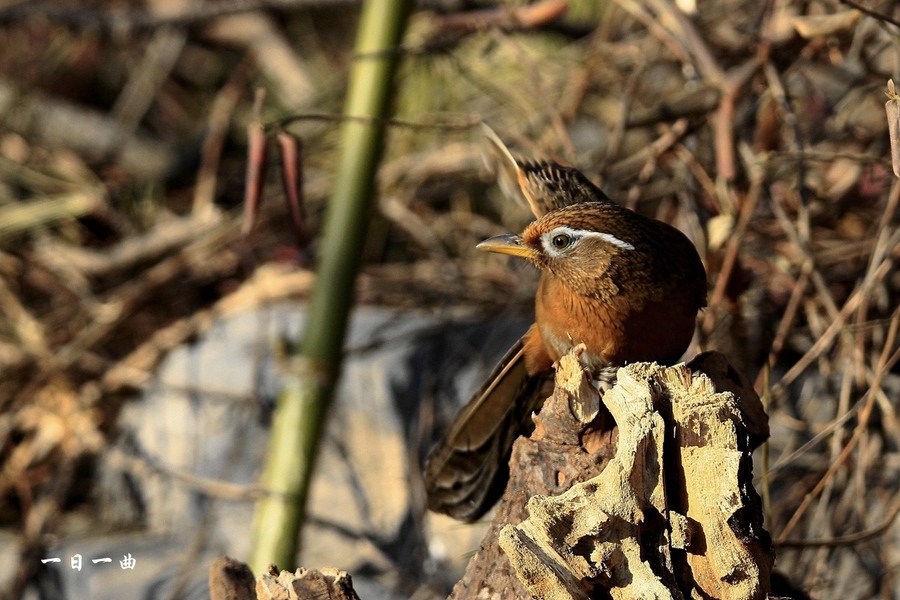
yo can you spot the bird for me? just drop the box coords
[423,129,708,522]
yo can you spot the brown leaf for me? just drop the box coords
[242,122,269,236]
[276,131,305,245]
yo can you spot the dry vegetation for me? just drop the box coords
[0,0,899,598]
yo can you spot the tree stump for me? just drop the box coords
[209,558,362,600]
[449,350,774,600]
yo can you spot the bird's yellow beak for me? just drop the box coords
[476,234,535,259]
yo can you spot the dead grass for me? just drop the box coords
[0,0,898,597]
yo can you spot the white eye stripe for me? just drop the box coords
[581,230,635,250]
[542,226,634,251]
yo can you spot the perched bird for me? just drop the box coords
[423,130,708,522]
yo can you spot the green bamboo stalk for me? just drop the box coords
[250,0,412,573]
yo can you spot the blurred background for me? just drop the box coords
[0,0,899,598]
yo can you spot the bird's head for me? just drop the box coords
[477,203,638,297]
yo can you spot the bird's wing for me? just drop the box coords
[424,331,552,522]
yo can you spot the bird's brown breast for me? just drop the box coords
[533,272,699,372]
[523,204,706,375]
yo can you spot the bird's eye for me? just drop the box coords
[551,233,571,249]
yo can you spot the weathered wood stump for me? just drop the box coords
[209,351,777,600]
[450,350,774,600]
[209,557,361,600]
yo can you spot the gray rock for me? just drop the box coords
[35,304,529,599]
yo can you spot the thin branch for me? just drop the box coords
[839,0,900,29]
[778,496,900,548]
